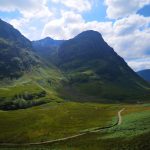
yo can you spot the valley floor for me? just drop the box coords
[0,102,149,150]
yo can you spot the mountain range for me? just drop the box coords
[0,19,150,110]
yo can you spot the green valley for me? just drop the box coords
[0,103,149,150]
[0,19,150,150]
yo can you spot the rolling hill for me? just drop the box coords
[137,69,150,82]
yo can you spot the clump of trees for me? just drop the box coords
[0,90,48,110]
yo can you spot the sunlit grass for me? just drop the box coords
[0,102,120,143]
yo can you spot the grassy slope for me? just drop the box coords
[57,67,150,103]
[0,103,149,150]
[0,65,64,109]
[47,104,150,150]
[0,102,120,143]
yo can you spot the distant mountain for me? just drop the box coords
[0,19,40,79]
[137,69,150,82]
[57,30,150,102]
[32,37,64,47]
[32,37,64,64]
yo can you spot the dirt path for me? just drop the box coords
[0,108,125,146]
[118,108,125,125]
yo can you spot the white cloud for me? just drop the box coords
[105,0,150,19]
[42,10,113,40]
[113,14,150,35]
[128,58,150,71]
[9,18,42,40]
[0,0,54,40]
[107,14,150,60]
[51,0,92,12]
[42,11,85,39]
[0,0,52,19]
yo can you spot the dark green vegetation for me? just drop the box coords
[0,66,64,110]
[137,69,150,82]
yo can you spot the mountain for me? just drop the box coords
[32,37,64,64]
[0,19,63,110]
[57,30,150,102]
[32,37,64,47]
[0,19,40,79]
[137,69,150,82]
[0,19,31,48]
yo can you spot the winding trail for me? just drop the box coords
[0,108,125,146]
[118,108,125,125]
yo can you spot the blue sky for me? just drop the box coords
[138,4,150,17]
[0,0,150,71]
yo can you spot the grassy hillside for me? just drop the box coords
[0,65,64,110]
[0,102,120,143]
[48,104,149,150]
[0,103,149,150]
